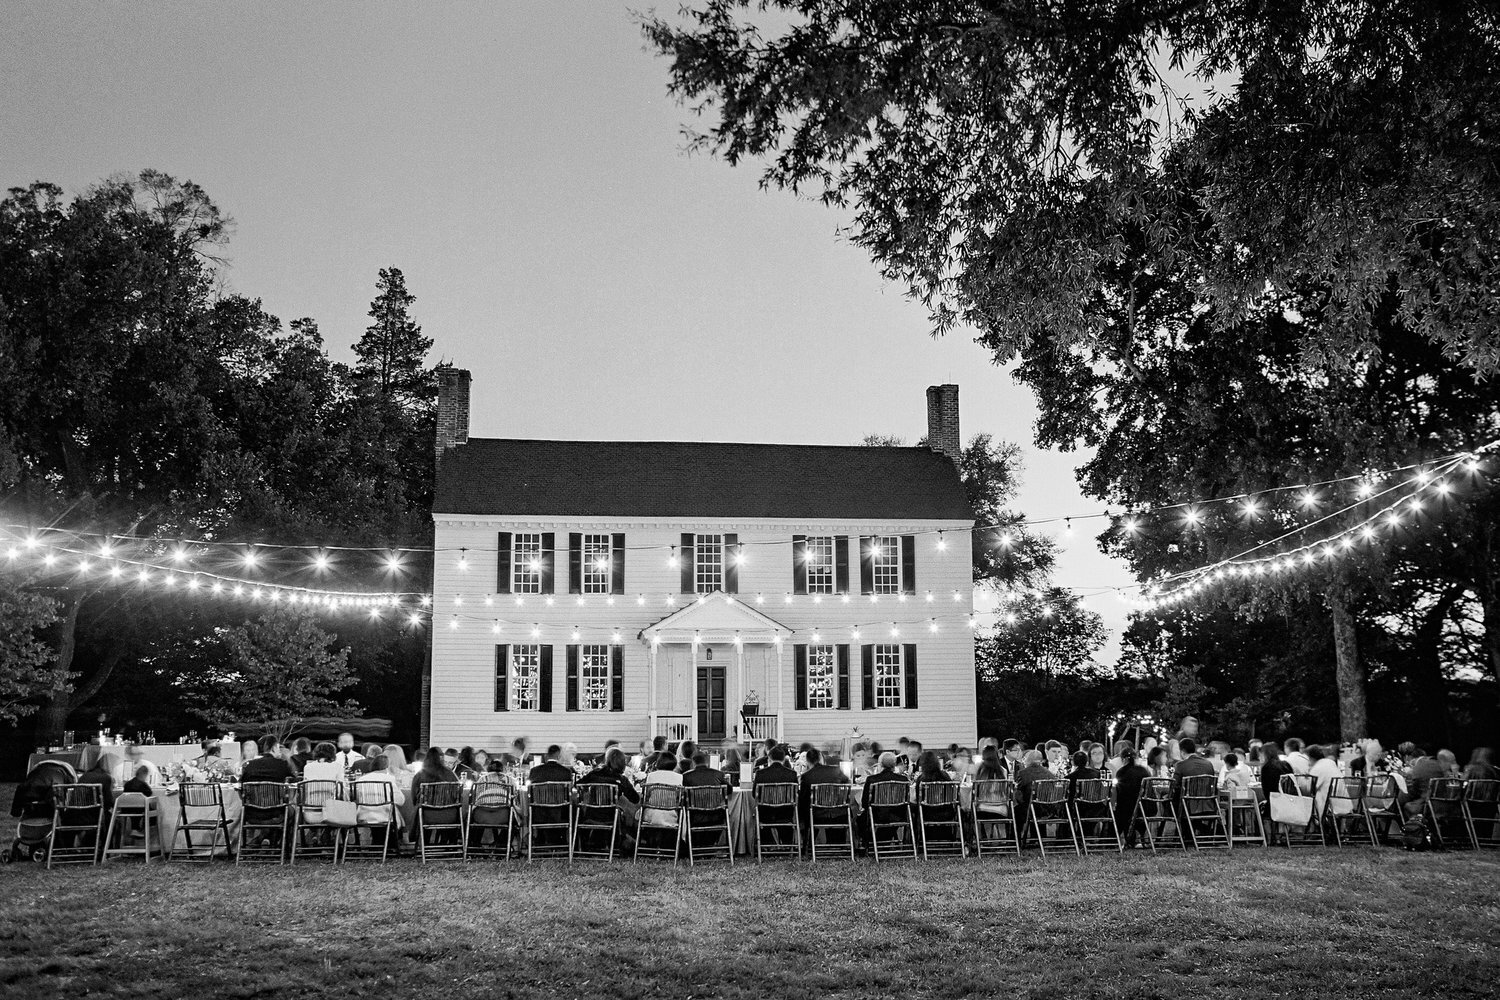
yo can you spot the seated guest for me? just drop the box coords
[947,747,973,780]
[1113,748,1151,848]
[442,748,460,772]
[455,746,479,778]
[683,752,727,789]
[112,745,162,788]
[752,738,777,771]
[1258,742,1293,805]
[1045,741,1068,777]
[1464,747,1498,781]
[382,745,417,833]
[288,738,313,777]
[300,742,346,788]
[352,754,406,849]
[1282,738,1311,775]
[577,747,640,851]
[750,745,798,846]
[640,752,685,846]
[352,744,385,775]
[797,746,850,840]
[1306,744,1342,815]
[1219,753,1255,794]
[409,747,461,845]
[80,752,118,805]
[238,740,259,773]
[192,738,222,769]
[675,740,698,774]
[1104,741,1132,777]
[241,734,295,784]
[1064,751,1100,800]
[471,749,491,775]
[334,733,364,771]
[903,740,923,774]
[1087,743,1108,774]
[1170,738,1217,797]
[1001,739,1025,779]
[528,745,574,848]
[1014,750,1053,794]
[122,765,155,798]
[1146,746,1171,779]
[529,744,574,786]
[1349,739,1389,777]
[721,745,745,785]
[913,750,958,842]
[559,742,579,768]
[974,746,1006,783]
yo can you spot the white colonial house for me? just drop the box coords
[424,371,977,752]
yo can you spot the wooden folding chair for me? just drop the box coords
[1070,779,1122,854]
[1325,776,1374,847]
[1134,778,1185,852]
[1425,778,1468,849]
[1026,778,1078,856]
[572,783,622,862]
[1361,774,1402,846]
[468,777,517,860]
[102,791,164,865]
[808,784,855,861]
[291,780,343,864]
[1273,773,1325,848]
[865,779,916,861]
[175,782,232,863]
[236,782,291,864]
[683,784,734,865]
[341,780,397,864]
[47,784,105,868]
[634,783,682,864]
[916,781,965,859]
[417,781,467,862]
[526,781,573,861]
[751,782,800,861]
[971,779,1021,858]
[1178,774,1229,850]
[1462,778,1500,850]
[1222,786,1267,848]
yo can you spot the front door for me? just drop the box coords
[696,663,726,741]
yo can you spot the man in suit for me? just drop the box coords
[241,735,295,784]
[681,752,729,851]
[750,745,798,848]
[1001,739,1025,779]
[861,751,912,852]
[798,747,851,851]
[528,745,575,848]
[1172,738,1219,821]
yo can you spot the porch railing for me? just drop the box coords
[740,714,780,744]
[653,715,693,741]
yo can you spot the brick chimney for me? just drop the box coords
[926,384,961,462]
[435,366,471,459]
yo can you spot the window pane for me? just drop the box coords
[694,534,723,593]
[513,533,542,594]
[581,644,611,711]
[872,535,901,594]
[582,534,612,594]
[807,644,837,709]
[511,644,541,710]
[874,644,903,708]
[806,535,835,594]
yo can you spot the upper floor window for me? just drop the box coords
[581,533,611,594]
[513,533,543,594]
[871,535,901,595]
[694,533,723,593]
[805,535,835,594]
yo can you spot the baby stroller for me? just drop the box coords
[5,760,80,863]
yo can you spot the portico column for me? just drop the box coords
[648,638,658,740]
[735,637,745,744]
[690,638,700,743]
[775,637,785,743]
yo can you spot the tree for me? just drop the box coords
[644,1,1500,371]
[178,610,358,742]
[353,268,434,407]
[0,581,65,724]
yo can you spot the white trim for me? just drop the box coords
[436,515,974,532]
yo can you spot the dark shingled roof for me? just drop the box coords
[434,439,974,521]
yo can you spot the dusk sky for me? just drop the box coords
[1,3,1136,650]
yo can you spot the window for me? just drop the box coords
[872,535,901,595]
[581,534,611,594]
[511,644,542,711]
[807,644,837,709]
[805,535,835,594]
[513,533,543,594]
[694,533,723,593]
[580,644,611,711]
[874,644,904,708]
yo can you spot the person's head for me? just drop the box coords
[878,751,898,771]
[604,739,620,753]
[1003,739,1022,761]
[1179,738,1198,756]
[383,744,408,773]
[1306,744,1325,762]
[314,741,337,763]
[134,764,151,782]
[337,732,355,752]
[1363,738,1385,759]
[1141,735,1158,753]
[487,759,505,773]
[1179,715,1200,738]
[363,743,382,758]
[898,737,910,750]
[652,735,667,752]
[1436,749,1458,770]
[1147,747,1167,769]
[125,744,146,762]
[769,745,788,763]
[240,739,258,759]
[560,742,577,766]
[1088,743,1106,768]
[1021,750,1044,768]
[257,734,280,757]
[544,744,561,761]
[980,746,1002,772]
[655,751,678,772]
[1072,751,1089,770]
[423,746,446,771]
[1112,740,1131,758]
[372,754,390,772]
[806,747,823,766]
[443,747,459,767]
[201,739,221,758]
[677,740,697,762]
[1468,747,1494,767]
[917,750,943,777]
[1261,741,1283,762]
[473,749,490,768]
[1284,737,1304,754]
[1119,747,1138,766]
[604,747,628,773]
[94,752,119,775]
[1045,740,1064,761]
[292,738,311,755]
[513,737,529,754]
[1225,753,1239,769]
[1208,740,1229,759]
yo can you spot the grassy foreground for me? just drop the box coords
[3,787,1499,999]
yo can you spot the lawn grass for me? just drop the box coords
[3,782,1499,1000]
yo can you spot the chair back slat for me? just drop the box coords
[1464,778,1500,804]
[1363,774,1399,810]
[1430,777,1466,802]
[576,782,619,808]
[1180,774,1218,800]
[1030,778,1069,804]
[351,780,394,806]
[297,780,343,808]
[1329,776,1366,801]
[472,778,515,809]
[1140,777,1174,802]
[684,785,728,810]
[866,780,911,807]
[418,781,464,808]
[1074,778,1111,805]
[528,781,573,807]
[918,781,960,806]
[973,779,1014,806]
[240,781,292,808]
[640,783,681,810]
[52,783,104,809]
[811,783,852,808]
[752,782,797,807]
[180,782,227,808]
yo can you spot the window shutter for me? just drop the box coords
[901,535,916,594]
[565,644,580,712]
[903,643,918,710]
[860,645,875,710]
[538,646,554,713]
[792,535,808,595]
[859,536,875,595]
[611,533,625,594]
[794,644,808,711]
[724,532,739,594]
[567,532,582,595]
[495,532,512,595]
[836,644,850,711]
[610,644,624,711]
[540,533,555,594]
[494,645,509,712]
[835,536,850,594]
[680,532,695,593]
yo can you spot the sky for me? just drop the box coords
[0,2,1137,652]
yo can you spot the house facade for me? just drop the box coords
[425,371,977,752]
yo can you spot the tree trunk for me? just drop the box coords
[32,592,84,745]
[1408,589,1461,750]
[1326,589,1368,741]
[1483,589,1500,722]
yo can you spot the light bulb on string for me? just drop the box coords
[42,552,56,567]
[936,532,947,551]
[1064,518,1074,536]
[171,547,187,564]
[386,553,402,572]
[243,549,258,569]
[457,548,469,572]
[1300,491,1318,508]
[1357,481,1374,498]
[668,546,678,568]
[313,552,330,572]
